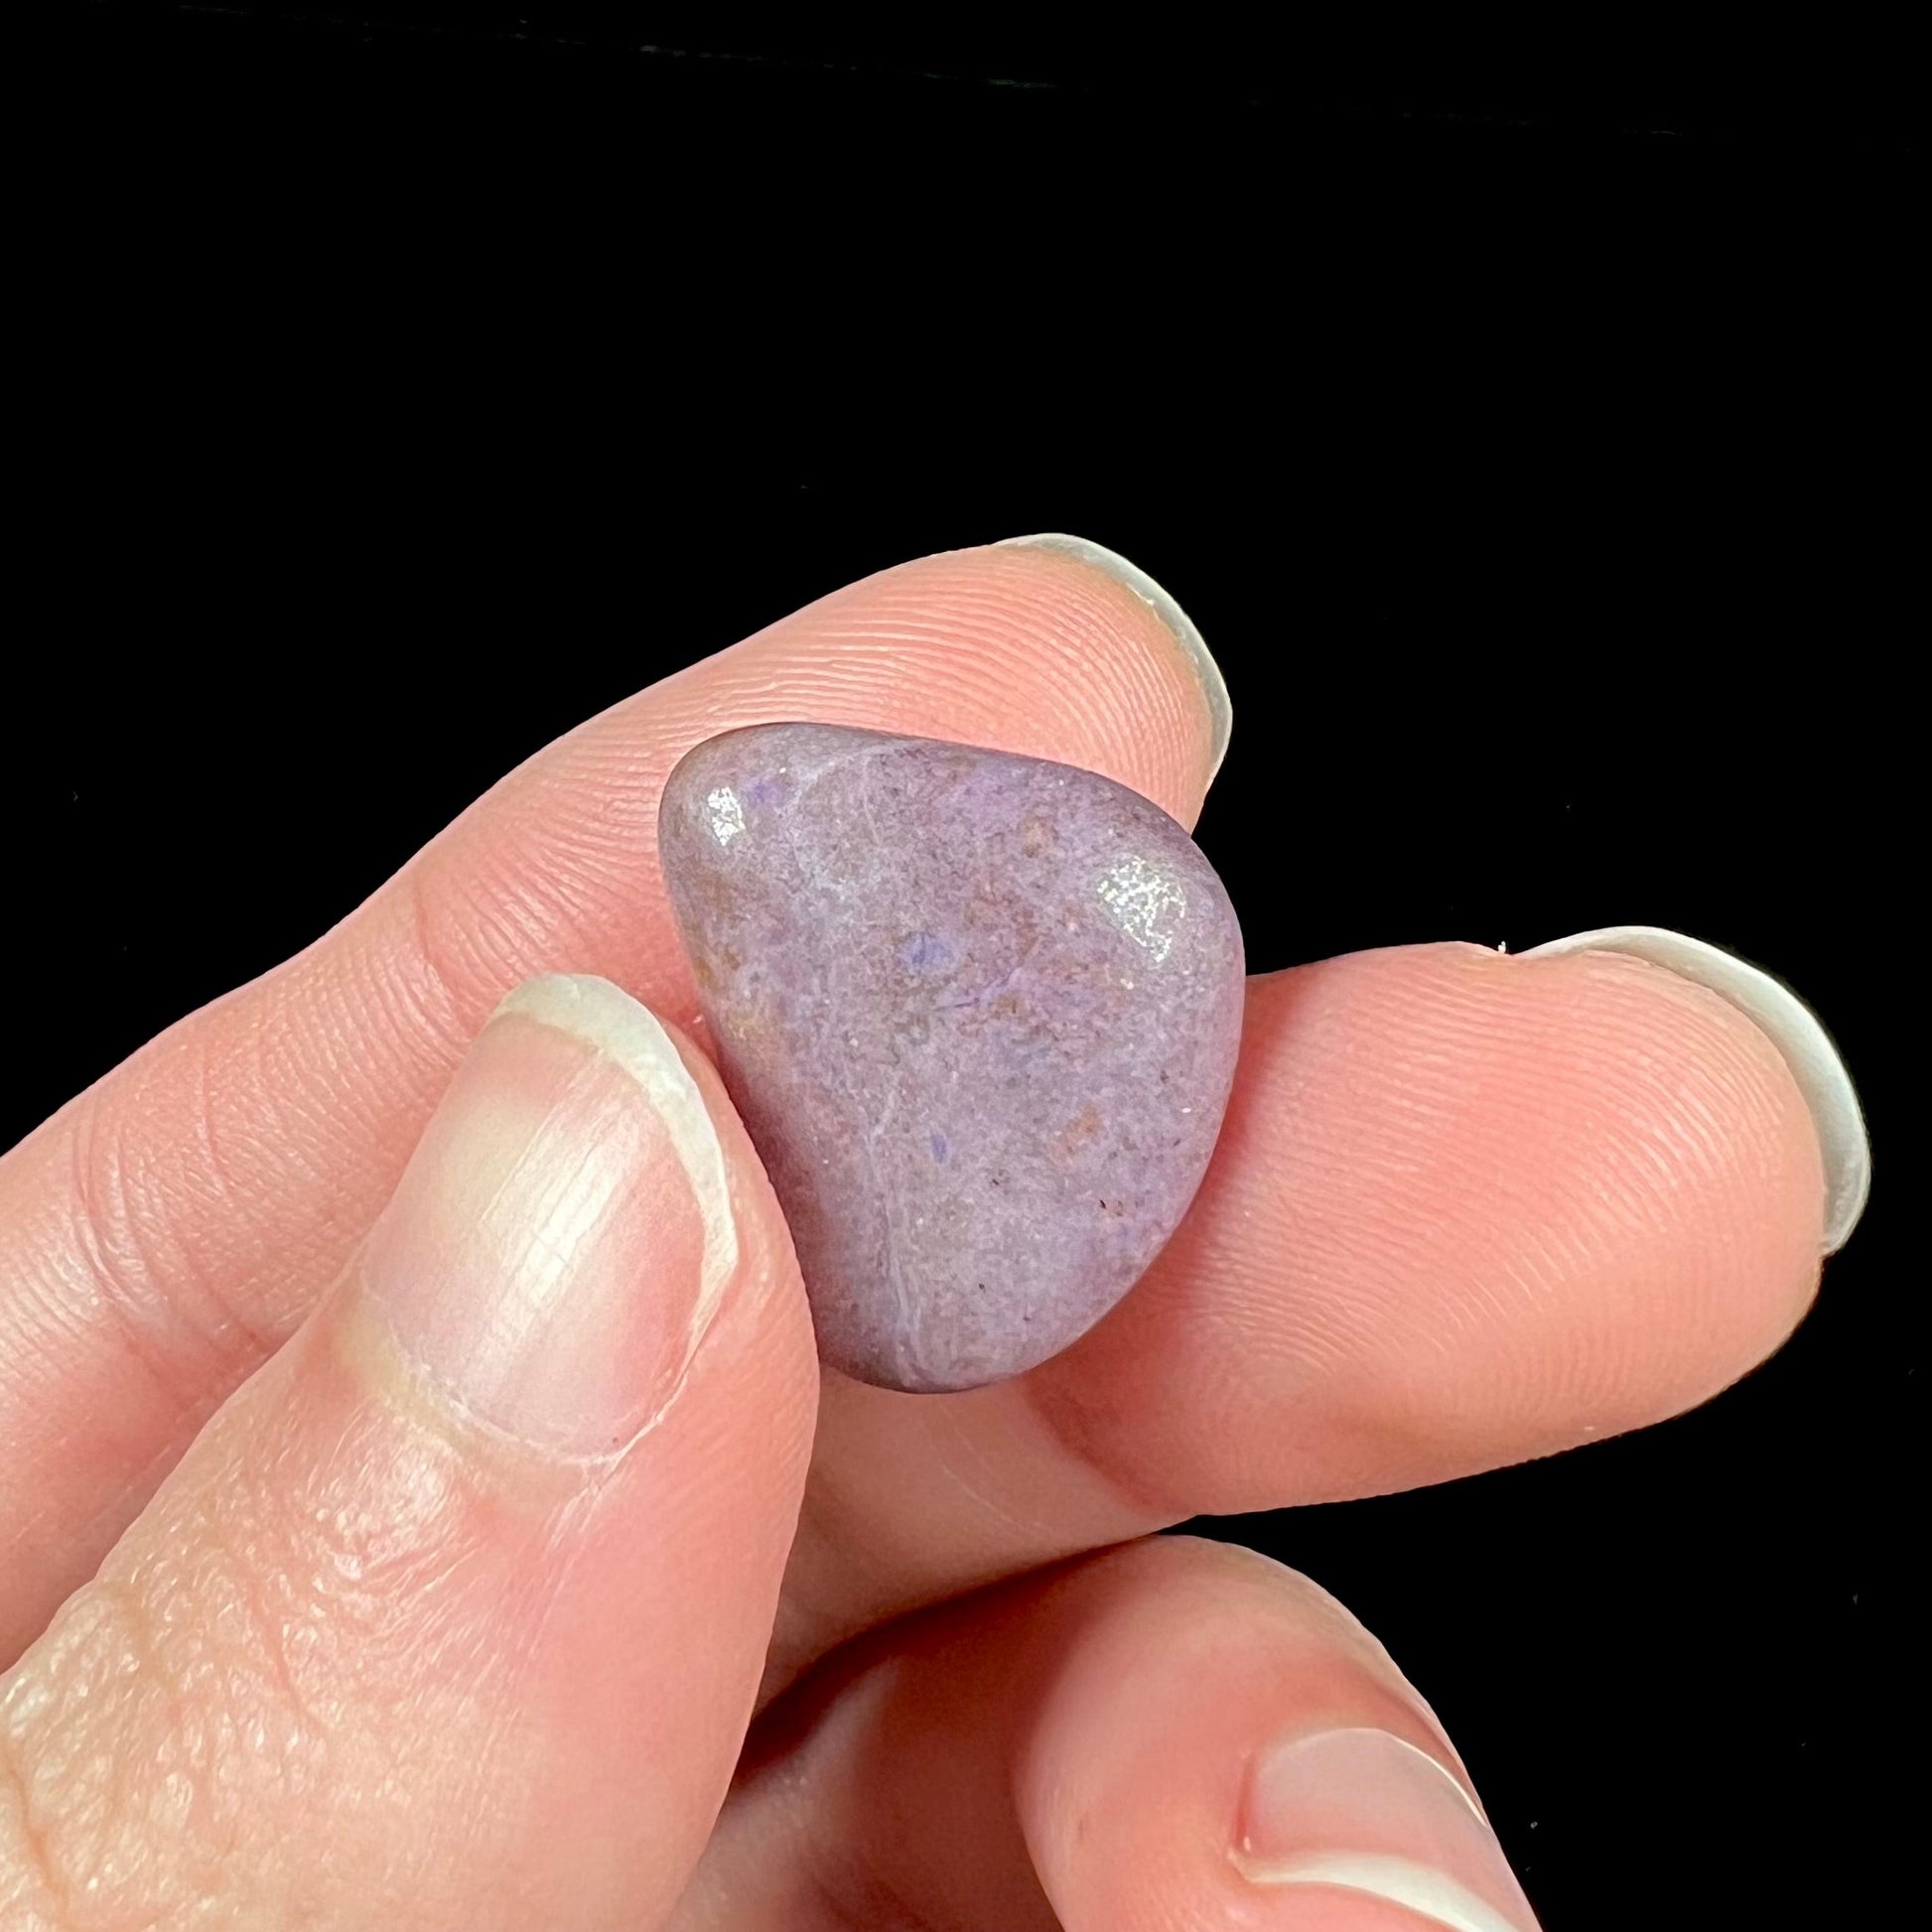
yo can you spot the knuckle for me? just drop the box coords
[60,1070,278,1410]
[0,1723,66,1931]
[0,1493,344,1931]
[398,856,516,1040]
[2,1579,224,1930]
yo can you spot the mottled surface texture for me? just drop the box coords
[659,724,1245,1392]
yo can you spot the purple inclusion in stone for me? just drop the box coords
[657,724,1245,1393]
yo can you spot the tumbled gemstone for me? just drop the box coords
[658,724,1245,1392]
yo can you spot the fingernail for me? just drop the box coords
[997,533,1231,778]
[1520,926,1869,1252]
[358,974,739,1455]
[1235,1727,1541,1932]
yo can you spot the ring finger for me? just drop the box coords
[684,1534,1541,1932]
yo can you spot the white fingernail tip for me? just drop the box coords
[494,975,740,1336]
[1521,926,1869,1252]
[998,533,1231,779]
[1242,1853,1534,1932]
[1237,1728,1540,1930]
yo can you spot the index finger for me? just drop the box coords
[0,535,1225,1664]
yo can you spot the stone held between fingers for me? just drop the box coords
[658,723,1246,1393]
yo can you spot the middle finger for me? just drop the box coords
[772,933,1831,1694]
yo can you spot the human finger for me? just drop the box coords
[771,934,1852,1688]
[1,976,816,1932]
[0,535,1220,1663]
[683,1535,1541,1932]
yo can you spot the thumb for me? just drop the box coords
[1,977,817,1932]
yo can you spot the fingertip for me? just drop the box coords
[1517,926,1867,1252]
[1498,940,1831,1340]
[1010,1543,1539,1932]
[1236,1730,1540,1931]
[995,533,1231,782]
[351,974,776,1457]
[790,538,1223,825]
[1450,938,1830,1431]
[1041,936,1835,1516]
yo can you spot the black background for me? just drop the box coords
[14,8,1919,1927]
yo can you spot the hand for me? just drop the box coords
[0,540,1857,1930]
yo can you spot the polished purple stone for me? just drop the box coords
[658,724,1245,1392]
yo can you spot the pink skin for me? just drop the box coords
[690,1538,1539,1932]
[0,543,1832,1926]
